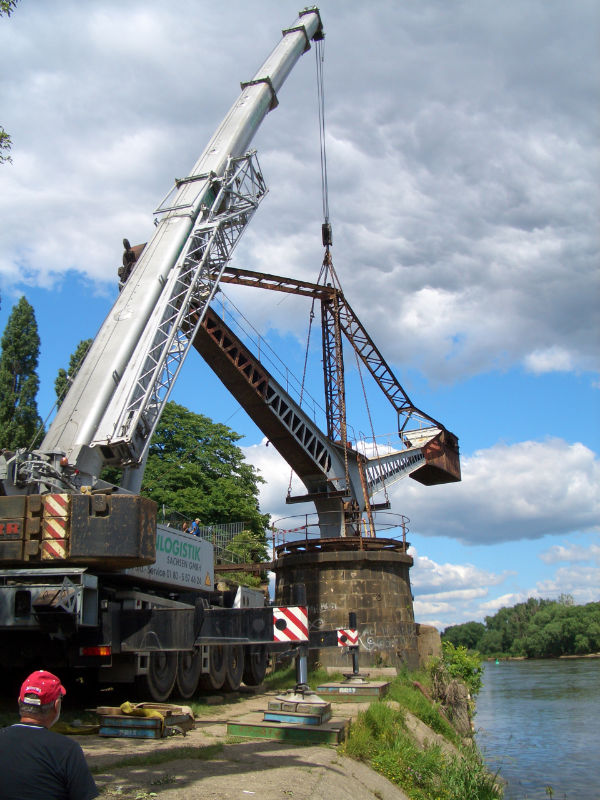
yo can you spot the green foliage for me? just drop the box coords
[0,297,44,449]
[441,641,483,696]
[0,1,18,16]
[0,127,12,165]
[343,701,501,800]
[443,621,485,651]
[225,530,269,563]
[442,598,600,659]
[1,1,18,165]
[141,401,269,538]
[517,601,600,658]
[54,338,92,408]
[217,571,263,588]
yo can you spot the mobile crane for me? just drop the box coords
[0,5,460,699]
[0,7,326,702]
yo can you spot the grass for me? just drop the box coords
[342,701,502,800]
[387,675,461,747]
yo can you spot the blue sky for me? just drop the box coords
[1,0,598,630]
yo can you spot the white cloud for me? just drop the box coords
[535,566,599,605]
[1,0,598,383]
[410,551,509,595]
[241,439,313,526]
[242,438,599,628]
[539,541,600,565]
[392,438,600,544]
[524,347,576,375]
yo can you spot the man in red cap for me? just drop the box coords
[0,670,98,799]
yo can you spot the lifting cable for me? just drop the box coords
[315,36,352,521]
[287,35,334,500]
[316,37,330,236]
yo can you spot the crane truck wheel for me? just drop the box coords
[222,645,244,692]
[175,649,203,700]
[242,644,268,686]
[198,644,226,691]
[137,652,177,702]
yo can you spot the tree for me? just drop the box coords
[0,297,44,449]
[141,401,269,539]
[226,530,270,564]
[442,621,485,651]
[0,1,18,15]
[0,1,19,165]
[54,339,92,408]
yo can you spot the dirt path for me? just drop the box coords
[79,689,410,800]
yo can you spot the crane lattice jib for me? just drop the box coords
[91,153,267,466]
[37,8,323,489]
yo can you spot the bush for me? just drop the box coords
[440,641,483,696]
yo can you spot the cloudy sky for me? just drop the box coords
[1,0,598,630]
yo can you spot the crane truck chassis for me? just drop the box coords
[0,490,316,700]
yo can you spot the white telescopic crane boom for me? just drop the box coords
[38,8,323,491]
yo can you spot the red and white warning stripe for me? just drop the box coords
[43,516,68,541]
[42,494,70,555]
[273,606,308,642]
[275,524,308,534]
[41,539,68,559]
[42,494,70,517]
[337,628,358,647]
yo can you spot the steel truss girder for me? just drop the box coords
[365,448,427,496]
[195,310,337,480]
[218,268,443,436]
[92,153,267,464]
[193,309,433,536]
[321,292,347,443]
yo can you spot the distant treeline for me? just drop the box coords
[441,595,600,658]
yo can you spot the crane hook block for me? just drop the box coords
[322,222,332,247]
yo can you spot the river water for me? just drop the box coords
[474,658,599,799]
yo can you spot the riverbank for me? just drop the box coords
[69,669,496,800]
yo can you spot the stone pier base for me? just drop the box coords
[274,539,420,670]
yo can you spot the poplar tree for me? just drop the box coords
[55,338,92,408]
[0,296,44,449]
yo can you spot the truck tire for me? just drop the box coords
[242,644,268,686]
[198,644,226,692]
[138,652,177,702]
[222,645,244,692]
[176,649,202,699]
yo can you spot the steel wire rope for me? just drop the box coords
[316,37,329,226]
[284,35,333,499]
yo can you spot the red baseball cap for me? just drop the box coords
[19,670,66,706]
